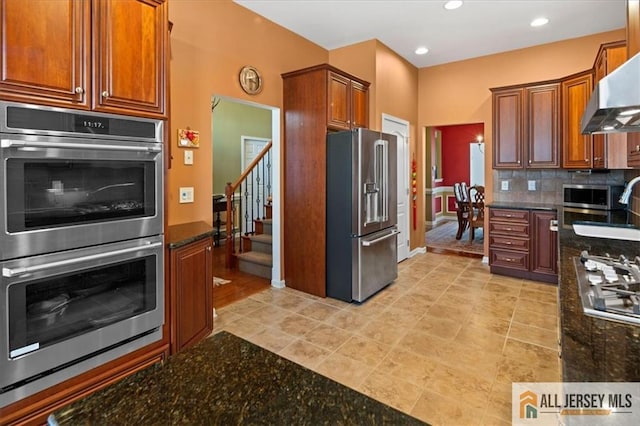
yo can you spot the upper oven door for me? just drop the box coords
[0,133,163,260]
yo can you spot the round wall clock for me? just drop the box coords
[239,65,263,95]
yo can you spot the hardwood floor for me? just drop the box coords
[212,244,270,309]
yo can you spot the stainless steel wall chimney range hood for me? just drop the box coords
[581,51,640,134]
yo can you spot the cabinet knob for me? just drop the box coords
[517,160,521,164]
[585,158,589,162]
[635,145,640,152]
[74,87,84,94]
[206,246,212,252]
[102,91,110,98]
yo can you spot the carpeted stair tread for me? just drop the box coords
[236,251,272,266]
[249,234,272,244]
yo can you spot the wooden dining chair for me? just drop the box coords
[467,185,485,242]
[453,183,470,239]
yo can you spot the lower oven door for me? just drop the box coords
[0,133,163,260]
[0,236,163,396]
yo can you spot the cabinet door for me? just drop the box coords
[628,0,640,57]
[493,88,524,168]
[0,0,90,108]
[171,237,213,353]
[351,81,369,129]
[629,134,640,168]
[93,0,167,117]
[562,72,593,168]
[531,211,558,279]
[327,72,351,130]
[527,84,560,168]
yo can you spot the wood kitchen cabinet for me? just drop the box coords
[561,70,594,169]
[327,71,369,130]
[282,64,369,298]
[628,0,640,168]
[491,82,560,169]
[592,41,628,169]
[489,207,558,284]
[168,225,214,354]
[0,0,167,118]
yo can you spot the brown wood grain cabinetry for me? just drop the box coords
[327,71,369,130]
[628,0,640,168]
[561,70,594,169]
[491,82,560,169]
[592,41,628,169]
[169,237,213,354]
[489,207,557,284]
[282,64,369,298]
[0,0,167,118]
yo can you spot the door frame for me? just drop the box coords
[381,113,410,262]
[212,96,283,288]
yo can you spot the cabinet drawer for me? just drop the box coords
[489,221,530,237]
[489,235,529,251]
[490,249,529,271]
[489,208,529,223]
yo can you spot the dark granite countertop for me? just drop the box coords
[50,331,426,425]
[486,201,559,211]
[558,225,640,382]
[167,221,214,249]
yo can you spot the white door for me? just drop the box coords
[382,114,410,262]
[241,136,271,232]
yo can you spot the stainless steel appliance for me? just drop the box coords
[582,51,640,134]
[574,251,640,325]
[326,128,398,302]
[563,184,624,210]
[0,102,164,408]
[561,184,628,229]
[0,101,163,260]
[0,236,163,407]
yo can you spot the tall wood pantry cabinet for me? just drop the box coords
[628,0,640,167]
[562,70,594,169]
[0,0,167,118]
[491,82,560,169]
[282,64,369,298]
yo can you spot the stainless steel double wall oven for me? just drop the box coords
[0,102,164,407]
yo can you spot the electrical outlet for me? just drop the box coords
[528,180,537,191]
[179,187,194,203]
[184,150,193,165]
[501,180,509,191]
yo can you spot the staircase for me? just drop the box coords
[224,142,273,280]
[236,206,272,279]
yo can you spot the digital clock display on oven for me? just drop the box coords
[74,115,110,134]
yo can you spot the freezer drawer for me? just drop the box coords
[352,227,398,302]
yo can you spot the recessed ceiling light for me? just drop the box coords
[415,47,429,55]
[531,17,549,27]
[444,1,463,10]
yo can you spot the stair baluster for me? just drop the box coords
[224,141,273,269]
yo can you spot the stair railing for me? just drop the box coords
[224,141,272,268]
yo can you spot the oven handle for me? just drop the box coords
[2,242,163,277]
[1,140,162,152]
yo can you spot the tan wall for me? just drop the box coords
[168,0,327,226]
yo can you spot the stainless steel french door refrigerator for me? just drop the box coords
[326,128,398,302]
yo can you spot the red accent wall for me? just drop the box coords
[447,195,457,212]
[434,195,442,214]
[436,123,484,186]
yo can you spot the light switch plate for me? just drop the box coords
[184,150,193,165]
[528,180,536,191]
[179,187,194,203]
[501,180,509,191]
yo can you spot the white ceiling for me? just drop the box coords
[234,0,627,68]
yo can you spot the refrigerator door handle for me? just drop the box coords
[361,229,400,246]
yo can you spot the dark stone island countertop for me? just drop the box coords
[167,221,214,249]
[558,225,640,382]
[50,331,426,425]
[486,201,559,211]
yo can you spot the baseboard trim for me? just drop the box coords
[271,279,285,289]
[409,247,427,258]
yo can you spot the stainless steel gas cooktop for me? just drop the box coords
[574,251,640,325]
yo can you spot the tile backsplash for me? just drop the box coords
[492,169,627,205]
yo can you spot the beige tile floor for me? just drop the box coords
[213,251,561,425]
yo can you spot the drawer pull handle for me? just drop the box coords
[506,241,512,245]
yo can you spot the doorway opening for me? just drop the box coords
[211,96,283,307]
[424,122,485,257]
